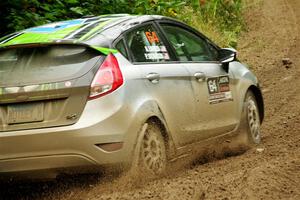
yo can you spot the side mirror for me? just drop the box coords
[218,48,237,73]
[219,48,237,63]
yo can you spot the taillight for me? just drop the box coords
[89,53,123,99]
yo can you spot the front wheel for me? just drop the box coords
[244,91,261,144]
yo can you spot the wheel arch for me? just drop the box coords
[146,116,170,149]
[128,100,176,162]
[248,85,264,123]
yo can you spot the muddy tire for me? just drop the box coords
[243,91,261,145]
[137,122,167,176]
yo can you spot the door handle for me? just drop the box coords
[194,72,206,82]
[146,73,160,84]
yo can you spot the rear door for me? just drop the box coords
[0,45,103,131]
[159,23,239,140]
[122,23,197,146]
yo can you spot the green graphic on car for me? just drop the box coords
[0,17,118,55]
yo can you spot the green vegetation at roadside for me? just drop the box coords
[0,0,244,47]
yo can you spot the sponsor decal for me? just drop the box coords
[26,19,85,33]
[145,31,160,44]
[144,52,170,60]
[144,45,170,60]
[207,75,233,104]
[144,45,167,52]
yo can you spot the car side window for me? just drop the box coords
[206,41,219,61]
[115,39,129,59]
[161,24,218,62]
[125,24,172,63]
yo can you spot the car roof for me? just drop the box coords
[0,14,172,54]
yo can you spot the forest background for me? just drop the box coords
[0,0,244,47]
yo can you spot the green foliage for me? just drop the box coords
[176,0,244,47]
[0,0,244,47]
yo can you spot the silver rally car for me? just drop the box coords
[0,14,264,176]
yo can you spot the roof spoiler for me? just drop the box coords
[0,42,118,55]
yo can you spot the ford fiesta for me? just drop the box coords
[0,14,264,177]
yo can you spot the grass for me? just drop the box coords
[175,0,245,48]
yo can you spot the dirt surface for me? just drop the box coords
[1,0,300,199]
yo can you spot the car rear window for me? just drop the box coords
[0,45,100,86]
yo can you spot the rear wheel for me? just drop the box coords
[244,91,261,144]
[138,122,167,175]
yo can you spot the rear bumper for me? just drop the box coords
[0,90,140,174]
[0,155,97,173]
[0,129,127,173]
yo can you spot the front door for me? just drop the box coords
[159,23,239,141]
